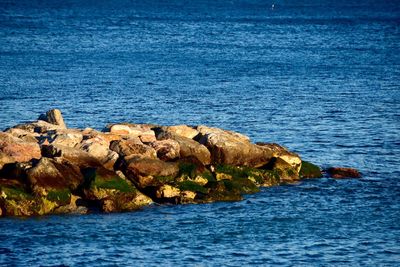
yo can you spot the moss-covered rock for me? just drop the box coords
[299,161,323,178]
[82,167,152,212]
[214,164,280,188]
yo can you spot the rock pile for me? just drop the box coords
[0,109,359,217]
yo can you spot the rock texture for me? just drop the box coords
[0,109,360,217]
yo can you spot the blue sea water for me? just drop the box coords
[0,0,399,265]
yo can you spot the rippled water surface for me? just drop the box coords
[1,0,399,266]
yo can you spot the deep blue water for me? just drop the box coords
[1,0,400,265]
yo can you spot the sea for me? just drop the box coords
[0,0,399,266]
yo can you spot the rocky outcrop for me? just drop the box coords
[0,109,360,217]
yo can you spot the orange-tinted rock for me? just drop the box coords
[162,125,199,139]
[196,126,272,168]
[149,139,180,161]
[110,139,157,159]
[0,132,41,164]
[125,156,179,178]
[41,144,100,169]
[156,131,211,165]
[26,157,83,192]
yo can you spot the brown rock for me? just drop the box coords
[26,157,83,192]
[11,120,65,134]
[5,128,40,143]
[41,144,100,168]
[125,156,179,179]
[156,185,181,198]
[0,132,41,164]
[327,167,361,179]
[149,139,180,161]
[163,125,199,139]
[196,126,272,167]
[110,139,157,159]
[49,132,83,147]
[156,131,211,165]
[106,123,156,142]
[79,140,119,170]
[256,143,302,172]
[0,153,15,170]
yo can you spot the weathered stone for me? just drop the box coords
[5,128,40,143]
[0,153,15,170]
[256,143,302,172]
[49,132,83,147]
[0,132,41,164]
[125,156,179,182]
[299,161,323,178]
[11,120,65,134]
[41,144,101,168]
[26,157,83,193]
[110,139,157,159]
[269,158,299,183]
[38,109,66,128]
[82,168,152,212]
[327,167,361,179]
[79,139,119,170]
[162,125,199,139]
[53,194,88,215]
[156,131,211,165]
[197,126,272,167]
[156,185,181,199]
[149,139,180,161]
[106,123,156,142]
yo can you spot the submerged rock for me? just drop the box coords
[327,167,361,179]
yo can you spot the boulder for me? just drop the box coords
[156,131,211,165]
[156,185,181,199]
[149,139,180,161]
[161,125,199,139]
[196,126,272,167]
[11,120,65,133]
[26,157,83,193]
[0,178,36,216]
[0,153,15,170]
[110,139,157,159]
[105,123,157,142]
[256,143,302,172]
[5,128,39,143]
[38,109,66,128]
[327,167,361,179]
[124,156,180,185]
[79,140,119,170]
[82,168,152,212]
[41,144,101,169]
[299,161,323,178]
[0,132,41,164]
[48,132,83,147]
[268,158,299,183]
